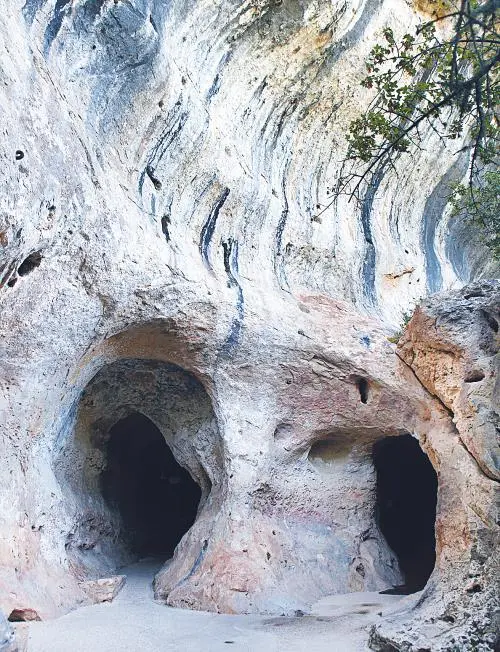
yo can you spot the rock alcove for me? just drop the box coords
[373,434,438,593]
[55,358,222,580]
[306,429,438,594]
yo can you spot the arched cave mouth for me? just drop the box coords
[373,434,438,593]
[101,412,202,558]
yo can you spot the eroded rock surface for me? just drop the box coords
[399,281,500,480]
[0,611,16,652]
[79,576,126,604]
[370,281,499,651]
[0,0,498,650]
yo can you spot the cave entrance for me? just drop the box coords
[373,434,438,593]
[101,412,201,558]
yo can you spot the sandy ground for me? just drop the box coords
[25,560,405,652]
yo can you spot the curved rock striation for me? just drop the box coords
[3,0,497,322]
[0,0,498,649]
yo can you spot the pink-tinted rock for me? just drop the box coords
[79,576,126,604]
[7,609,40,623]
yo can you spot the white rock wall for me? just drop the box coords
[0,0,497,638]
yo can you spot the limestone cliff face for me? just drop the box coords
[0,0,498,650]
[2,0,496,324]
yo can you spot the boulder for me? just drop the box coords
[79,576,126,604]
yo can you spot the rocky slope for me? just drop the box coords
[0,1,498,650]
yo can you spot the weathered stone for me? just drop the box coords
[398,281,500,480]
[0,0,498,649]
[0,610,16,652]
[6,609,40,623]
[369,281,500,650]
[79,576,126,604]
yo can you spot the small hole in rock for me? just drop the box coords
[7,277,17,287]
[8,608,41,622]
[161,214,170,241]
[465,370,485,383]
[481,310,498,333]
[441,614,455,623]
[356,377,369,403]
[18,252,42,276]
[464,289,484,299]
[356,563,365,577]
[15,150,24,161]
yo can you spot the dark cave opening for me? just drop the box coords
[101,412,201,558]
[373,434,438,593]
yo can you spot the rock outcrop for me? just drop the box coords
[399,282,499,481]
[0,0,498,649]
[371,282,499,650]
[79,576,126,604]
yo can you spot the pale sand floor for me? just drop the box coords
[26,560,405,652]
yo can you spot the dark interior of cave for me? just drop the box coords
[373,434,438,593]
[101,412,201,558]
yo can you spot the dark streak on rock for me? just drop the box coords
[207,50,232,101]
[161,214,171,241]
[199,187,230,268]
[273,99,298,149]
[0,260,18,291]
[360,166,384,305]
[43,0,71,55]
[159,197,173,241]
[153,111,189,167]
[149,12,159,34]
[222,238,238,287]
[260,98,298,153]
[139,107,188,196]
[176,539,209,587]
[274,172,290,290]
[423,155,468,293]
[207,74,221,100]
[146,166,162,191]
[221,238,244,353]
[324,0,383,67]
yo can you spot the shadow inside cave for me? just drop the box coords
[373,434,438,593]
[101,412,201,558]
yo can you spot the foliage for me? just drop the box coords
[387,310,413,343]
[338,0,500,258]
[450,170,500,256]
